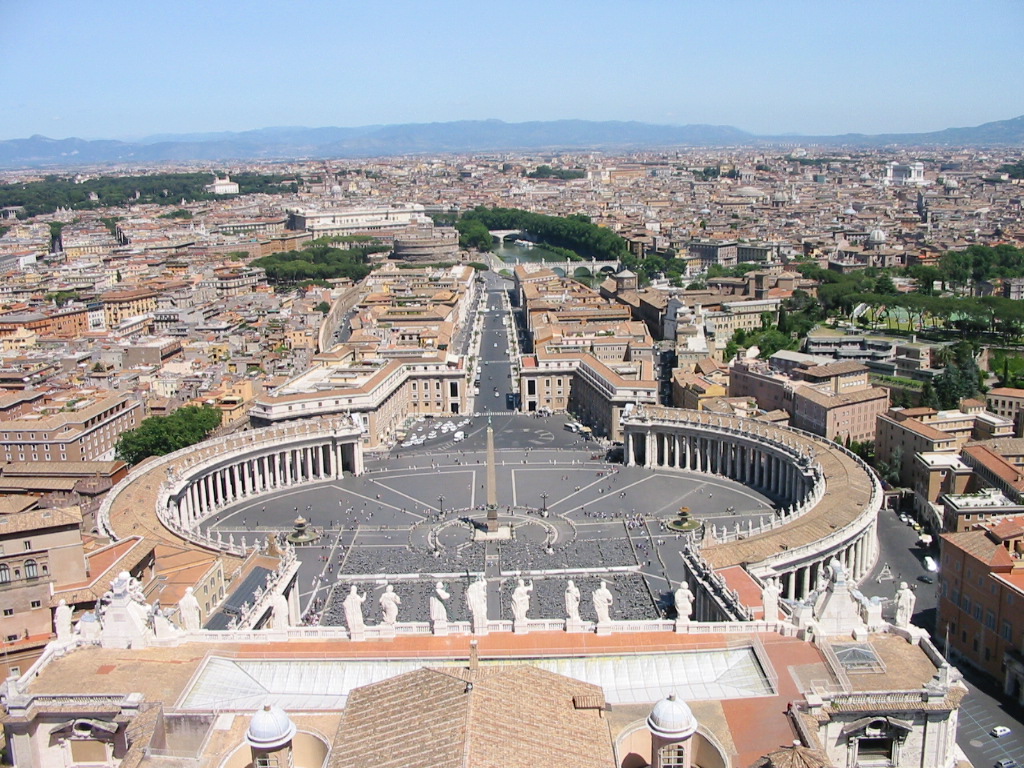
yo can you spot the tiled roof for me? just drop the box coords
[330,665,614,768]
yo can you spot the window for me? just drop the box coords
[0,565,9,584]
[986,610,996,630]
[23,541,31,551]
[973,604,983,621]
[1003,621,1013,642]
[1,609,12,617]
[24,560,37,579]
[5,635,17,643]
[29,600,40,609]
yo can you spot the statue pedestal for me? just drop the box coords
[513,620,529,635]
[472,623,489,636]
[566,619,588,633]
[432,621,449,637]
[674,619,690,633]
[595,621,612,636]
[348,627,366,642]
[473,525,511,541]
[379,623,396,639]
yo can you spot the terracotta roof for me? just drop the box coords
[330,665,614,768]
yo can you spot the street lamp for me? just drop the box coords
[438,495,445,516]
[540,492,549,516]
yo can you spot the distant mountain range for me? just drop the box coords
[1,115,1023,169]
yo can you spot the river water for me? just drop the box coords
[491,241,599,286]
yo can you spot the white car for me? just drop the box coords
[427,431,438,439]
[991,725,1012,738]
[923,556,938,572]
[493,391,500,397]
[453,431,465,442]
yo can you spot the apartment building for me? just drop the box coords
[987,387,1024,436]
[100,288,157,328]
[0,390,142,462]
[876,407,1015,489]
[938,518,1024,691]
[0,505,87,678]
[728,356,888,443]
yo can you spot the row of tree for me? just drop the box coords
[458,207,629,260]
[252,242,387,285]
[0,172,299,218]
[115,405,223,465]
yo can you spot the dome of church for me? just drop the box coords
[247,703,296,750]
[867,228,886,245]
[647,694,698,739]
[860,172,872,181]
[944,177,959,190]
[772,191,790,203]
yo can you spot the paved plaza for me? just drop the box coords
[204,413,778,625]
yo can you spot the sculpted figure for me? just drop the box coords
[271,591,291,629]
[511,578,533,623]
[380,585,401,625]
[565,580,581,622]
[674,583,694,622]
[430,581,450,624]
[894,581,917,628]
[593,580,614,623]
[343,585,366,633]
[54,599,73,642]
[178,587,202,631]
[762,580,781,621]
[466,576,488,631]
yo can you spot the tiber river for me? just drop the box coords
[490,240,600,287]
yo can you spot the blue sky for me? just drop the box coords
[1,0,1021,141]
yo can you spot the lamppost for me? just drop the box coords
[438,495,445,517]
[540,492,549,517]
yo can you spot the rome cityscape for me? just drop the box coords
[1,2,1024,768]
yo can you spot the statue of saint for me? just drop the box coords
[380,585,401,625]
[762,580,781,621]
[674,583,694,622]
[894,581,917,628]
[511,578,532,623]
[430,582,449,625]
[565,580,581,622]
[343,585,366,633]
[178,587,201,631]
[466,576,488,631]
[593,581,614,624]
[271,591,291,629]
[54,599,73,642]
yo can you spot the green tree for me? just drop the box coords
[115,405,223,465]
[314,301,331,314]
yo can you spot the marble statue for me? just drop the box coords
[343,585,366,633]
[511,578,533,623]
[466,576,488,631]
[894,581,917,628]
[380,585,401,625]
[593,581,613,624]
[674,583,694,622]
[565,580,581,622]
[430,582,449,625]
[762,580,780,621]
[178,587,201,631]
[54,599,73,642]
[271,591,290,629]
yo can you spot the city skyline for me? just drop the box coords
[2,0,1023,142]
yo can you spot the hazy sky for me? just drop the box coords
[2,0,1021,141]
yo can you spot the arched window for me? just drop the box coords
[0,564,8,583]
[24,560,37,579]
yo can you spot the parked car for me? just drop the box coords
[995,758,1017,768]
[923,556,938,572]
[991,726,1012,738]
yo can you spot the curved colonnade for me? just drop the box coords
[98,417,364,554]
[622,406,883,603]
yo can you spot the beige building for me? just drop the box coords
[0,505,87,677]
[100,288,157,328]
[0,390,142,463]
